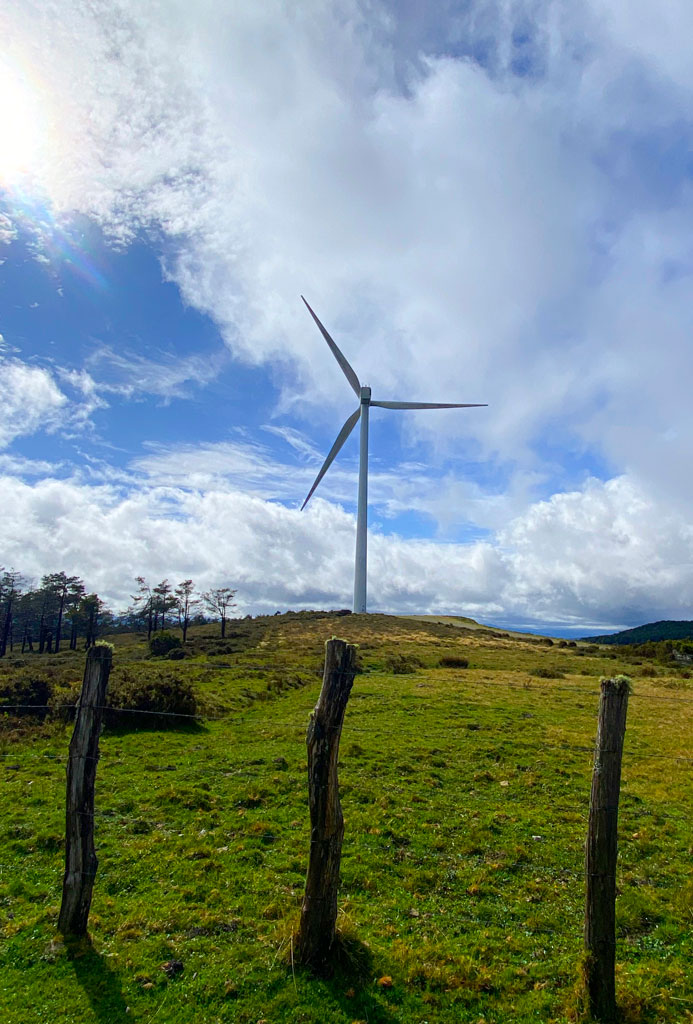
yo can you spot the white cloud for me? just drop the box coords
[0,358,68,447]
[86,344,228,401]
[3,2,693,627]
[0,358,112,447]
[56,367,109,429]
[129,434,528,537]
[501,475,693,625]
[6,0,688,498]
[0,212,17,245]
[2,469,692,631]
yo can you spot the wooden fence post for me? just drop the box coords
[295,637,358,971]
[584,675,630,1021]
[58,643,113,937]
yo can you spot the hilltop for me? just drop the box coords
[582,619,693,645]
[1,611,692,1023]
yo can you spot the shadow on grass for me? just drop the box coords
[297,930,399,1024]
[103,714,207,735]
[66,937,129,1024]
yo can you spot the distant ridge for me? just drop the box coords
[582,619,693,645]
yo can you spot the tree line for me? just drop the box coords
[0,568,237,657]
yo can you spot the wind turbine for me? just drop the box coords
[300,297,487,614]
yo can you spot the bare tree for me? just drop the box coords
[202,587,237,638]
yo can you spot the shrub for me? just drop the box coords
[51,685,81,722]
[106,671,197,727]
[438,656,469,669]
[149,631,182,657]
[384,653,424,674]
[529,666,565,679]
[0,674,52,717]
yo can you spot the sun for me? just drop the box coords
[0,59,43,188]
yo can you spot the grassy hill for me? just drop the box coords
[1,613,692,1023]
[582,619,693,645]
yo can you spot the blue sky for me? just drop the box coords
[2,0,693,634]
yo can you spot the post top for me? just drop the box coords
[360,385,371,402]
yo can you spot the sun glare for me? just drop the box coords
[0,60,43,187]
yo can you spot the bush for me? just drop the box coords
[438,656,469,669]
[106,671,197,727]
[384,653,424,674]
[529,666,566,679]
[0,674,52,717]
[149,631,182,657]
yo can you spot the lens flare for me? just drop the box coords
[0,55,108,293]
[0,59,43,187]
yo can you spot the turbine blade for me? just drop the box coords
[301,296,361,397]
[301,406,361,510]
[370,401,488,410]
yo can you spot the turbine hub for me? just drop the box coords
[360,385,371,404]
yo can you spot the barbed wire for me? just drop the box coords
[2,673,693,723]
[1,734,691,766]
[423,677,693,702]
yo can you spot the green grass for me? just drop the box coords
[1,614,692,1023]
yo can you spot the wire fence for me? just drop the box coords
[1,741,691,765]
[2,678,690,872]
[1,649,691,1024]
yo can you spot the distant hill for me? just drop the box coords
[582,620,693,645]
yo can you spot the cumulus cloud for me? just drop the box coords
[2,469,691,632]
[3,2,693,626]
[501,476,693,625]
[3,0,689,490]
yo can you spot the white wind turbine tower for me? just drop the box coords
[300,297,487,614]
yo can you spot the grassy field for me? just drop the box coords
[1,613,691,1023]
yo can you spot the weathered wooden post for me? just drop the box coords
[58,643,113,937]
[584,675,630,1021]
[295,637,358,971]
